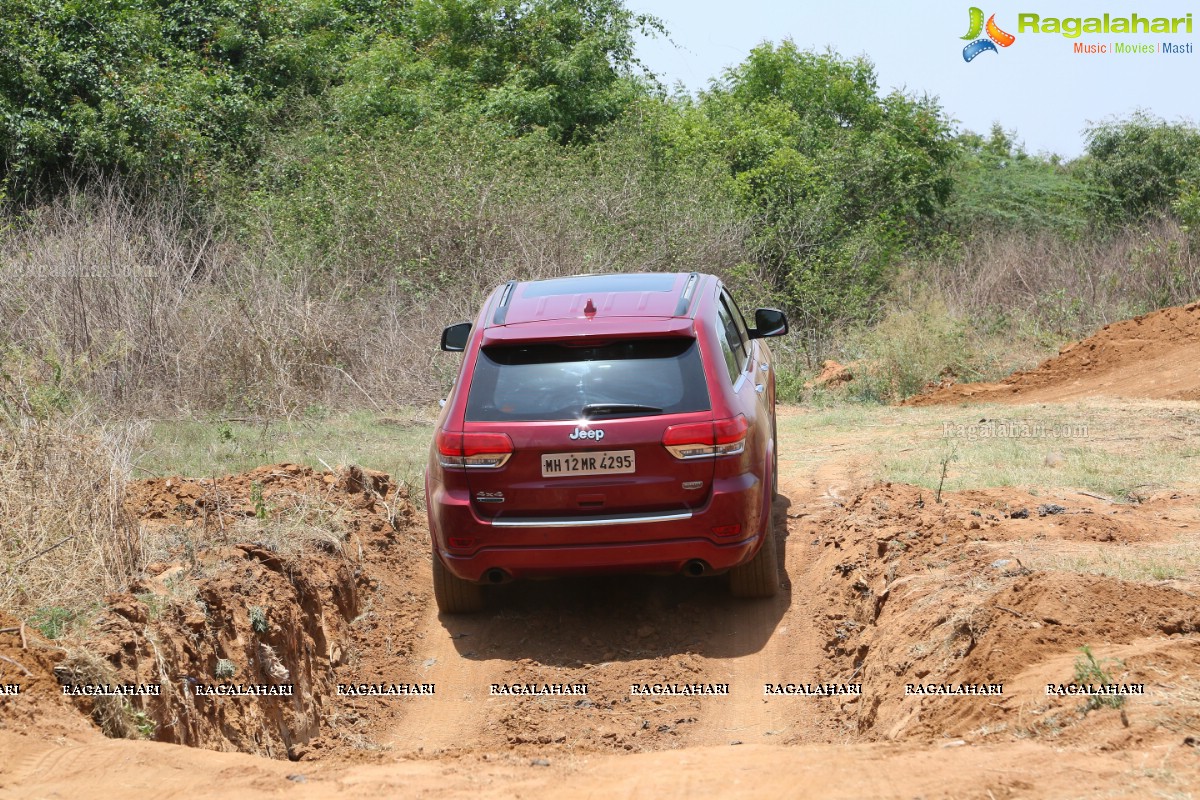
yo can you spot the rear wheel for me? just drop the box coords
[432,551,485,614]
[729,522,780,598]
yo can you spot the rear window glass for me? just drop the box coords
[465,339,710,421]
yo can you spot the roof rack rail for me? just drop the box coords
[491,280,519,325]
[674,273,700,316]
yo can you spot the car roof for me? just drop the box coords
[489,272,705,328]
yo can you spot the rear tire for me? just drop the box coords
[729,522,780,598]
[432,551,485,613]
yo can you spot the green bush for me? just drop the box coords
[842,292,973,403]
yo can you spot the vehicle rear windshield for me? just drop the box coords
[465,338,710,422]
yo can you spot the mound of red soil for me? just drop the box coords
[0,613,95,740]
[798,481,1200,746]
[806,360,853,389]
[906,301,1200,405]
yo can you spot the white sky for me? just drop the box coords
[630,0,1199,158]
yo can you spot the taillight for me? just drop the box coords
[437,430,513,469]
[662,415,748,459]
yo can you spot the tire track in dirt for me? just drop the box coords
[377,444,871,756]
[381,590,520,755]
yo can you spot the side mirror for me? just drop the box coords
[440,322,472,352]
[749,308,789,339]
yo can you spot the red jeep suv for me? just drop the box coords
[426,272,788,612]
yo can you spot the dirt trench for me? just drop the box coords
[1,463,424,759]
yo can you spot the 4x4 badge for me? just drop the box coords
[682,481,703,490]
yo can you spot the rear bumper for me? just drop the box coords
[441,534,762,581]
[428,474,767,582]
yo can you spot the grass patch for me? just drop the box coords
[1008,539,1200,584]
[137,408,437,504]
[1073,645,1126,710]
[244,490,350,556]
[775,399,1200,497]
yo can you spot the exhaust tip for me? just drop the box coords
[683,559,710,578]
[485,568,510,584]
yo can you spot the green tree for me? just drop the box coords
[944,124,1090,236]
[0,0,351,194]
[1080,112,1200,222]
[665,42,955,350]
[0,0,660,196]
[331,0,661,142]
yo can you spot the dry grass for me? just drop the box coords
[138,486,350,575]
[1,143,748,416]
[1008,539,1200,584]
[54,650,148,739]
[777,400,1200,498]
[0,362,145,619]
[928,221,1199,337]
[237,489,350,558]
[0,180,477,414]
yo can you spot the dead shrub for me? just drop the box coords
[929,221,1199,335]
[53,650,144,738]
[0,353,144,617]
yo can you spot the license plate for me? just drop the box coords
[541,450,635,477]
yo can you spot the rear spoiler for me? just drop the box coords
[480,318,697,347]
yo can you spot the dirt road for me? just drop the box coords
[2,397,1199,798]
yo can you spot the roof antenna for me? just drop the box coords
[584,298,597,317]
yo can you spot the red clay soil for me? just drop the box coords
[907,301,1200,404]
[795,482,1200,747]
[807,360,854,389]
[0,613,96,741]
[1,464,422,759]
[4,453,1199,797]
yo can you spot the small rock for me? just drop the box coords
[1010,508,1030,519]
[730,740,743,746]
[1044,452,1065,467]
[286,774,307,783]
[530,758,551,767]
[940,739,967,748]
[990,559,1011,569]
[1038,503,1066,517]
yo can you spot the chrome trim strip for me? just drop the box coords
[490,510,693,528]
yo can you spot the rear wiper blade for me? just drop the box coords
[579,403,663,418]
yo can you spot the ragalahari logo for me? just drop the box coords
[962,8,1016,61]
